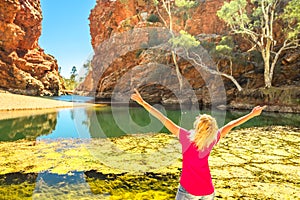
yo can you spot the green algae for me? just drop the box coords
[0,173,36,200]
[86,172,179,200]
[0,182,35,200]
[0,126,299,199]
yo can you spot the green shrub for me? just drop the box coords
[147,14,160,23]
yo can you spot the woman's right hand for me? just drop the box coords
[131,88,180,136]
[131,88,145,105]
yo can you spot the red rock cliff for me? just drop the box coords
[77,0,229,105]
[0,0,64,96]
[89,0,227,49]
[78,0,299,106]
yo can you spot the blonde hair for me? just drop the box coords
[189,114,218,151]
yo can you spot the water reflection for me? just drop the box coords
[38,109,91,140]
[225,110,300,129]
[0,111,57,141]
[1,107,300,142]
[33,171,98,199]
[81,106,182,138]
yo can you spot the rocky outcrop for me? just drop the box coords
[0,0,64,96]
[186,0,228,35]
[77,0,299,108]
[77,0,228,105]
[229,86,300,113]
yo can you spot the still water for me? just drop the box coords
[0,98,299,199]
[1,104,299,142]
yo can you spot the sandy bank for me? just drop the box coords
[0,92,92,111]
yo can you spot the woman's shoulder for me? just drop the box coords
[179,128,193,138]
[179,128,193,142]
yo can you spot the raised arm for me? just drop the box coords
[220,105,266,138]
[130,89,180,136]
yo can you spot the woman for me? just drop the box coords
[131,89,266,200]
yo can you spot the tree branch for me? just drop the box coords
[185,50,243,91]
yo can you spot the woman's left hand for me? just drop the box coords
[251,105,267,117]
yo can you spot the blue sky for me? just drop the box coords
[40,0,96,78]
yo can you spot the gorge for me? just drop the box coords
[77,0,300,112]
[0,0,299,111]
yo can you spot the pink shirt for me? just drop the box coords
[179,128,221,196]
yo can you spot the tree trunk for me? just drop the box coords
[262,38,273,88]
[264,57,272,88]
[171,51,183,90]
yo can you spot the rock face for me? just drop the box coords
[77,0,228,105]
[77,0,300,107]
[0,0,64,96]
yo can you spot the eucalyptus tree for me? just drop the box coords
[153,0,197,90]
[217,0,300,88]
[153,0,243,91]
